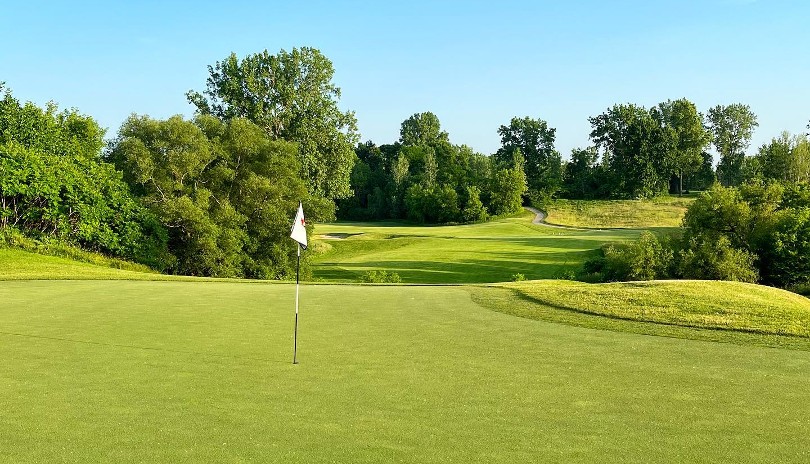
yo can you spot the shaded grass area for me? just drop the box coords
[2,280,810,462]
[312,211,639,283]
[545,196,694,228]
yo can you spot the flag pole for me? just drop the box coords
[293,243,300,364]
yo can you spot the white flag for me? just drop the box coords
[290,202,307,249]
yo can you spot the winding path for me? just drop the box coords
[524,206,608,231]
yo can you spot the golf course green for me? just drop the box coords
[2,278,810,463]
[3,207,810,462]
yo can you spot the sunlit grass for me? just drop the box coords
[2,279,810,462]
[545,196,694,228]
[500,279,810,339]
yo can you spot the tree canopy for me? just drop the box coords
[0,85,167,266]
[186,47,359,201]
[707,104,758,186]
[494,116,562,198]
[338,112,525,223]
[107,114,324,278]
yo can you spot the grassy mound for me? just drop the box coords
[545,196,694,228]
[494,279,810,340]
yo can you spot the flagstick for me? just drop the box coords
[293,243,300,365]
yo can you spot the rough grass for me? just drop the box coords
[311,211,639,283]
[545,196,694,228]
[3,280,810,462]
[489,280,810,345]
[0,248,164,280]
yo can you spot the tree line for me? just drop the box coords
[337,112,527,223]
[342,100,808,223]
[2,46,809,281]
[2,47,356,278]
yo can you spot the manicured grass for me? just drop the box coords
[311,211,639,283]
[3,279,810,462]
[545,196,694,228]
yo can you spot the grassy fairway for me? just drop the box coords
[2,279,810,462]
[311,210,638,283]
[545,196,694,228]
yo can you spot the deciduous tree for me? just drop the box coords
[186,47,359,200]
[495,116,562,198]
[654,99,711,195]
[707,104,758,186]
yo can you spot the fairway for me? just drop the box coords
[2,280,809,462]
[311,211,639,283]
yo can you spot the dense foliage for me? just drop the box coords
[107,115,325,278]
[494,117,562,201]
[186,47,359,201]
[584,182,810,291]
[337,112,526,223]
[0,85,168,267]
[3,46,808,288]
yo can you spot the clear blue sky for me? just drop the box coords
[2,0,808,159]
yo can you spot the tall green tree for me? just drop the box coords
[186,47,359,200]
[562,147,600,199]
[589,104,672,198]
[399,112,448,146]
[654,99,711,195]
[489,150,528,215]
[755,132,810,184]
[108,114,316,278]
[495,116,562,198]
[707,104,758,186]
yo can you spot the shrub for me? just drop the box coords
[360,270,402,283]
[511,273,526,282]
[757,207,810,287]
[583,232,673,282]
[677,234,758,283]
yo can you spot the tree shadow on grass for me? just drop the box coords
[316,254,589,284]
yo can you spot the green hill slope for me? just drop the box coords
[508,279,810,338]
[0,248,162,280]
[545,196,694,228]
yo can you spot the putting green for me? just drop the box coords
[2,280,809,462]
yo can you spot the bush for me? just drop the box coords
[677,234,758,283]
[511,273,526,282]
[583,232,673,282]
[757,207,810,287]
[461,186,488,223]
[360,270,402,283]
